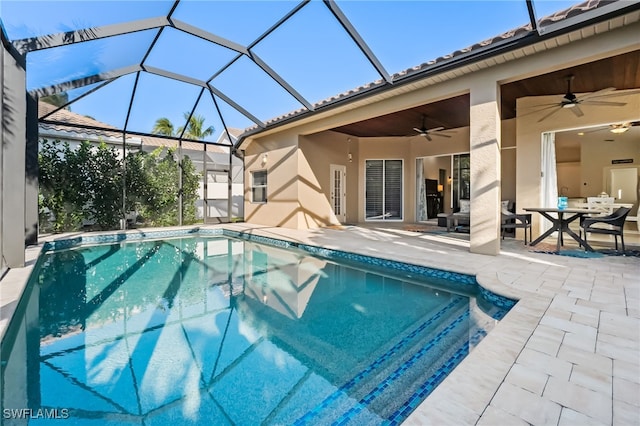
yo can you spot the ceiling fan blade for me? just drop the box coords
[426,126,445,133]
[571,104,584,117]
[583,100,627,107]
[519,102,561,110]
[424,134,432,142]
[518,104,557,118]
[537,106,561,122]
[432,133,452,138]
[587,88,640,99]
[413,127,423,133]
[579,87,616,101]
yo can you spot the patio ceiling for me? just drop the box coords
[1,1,639,148]
[331,49,640,138]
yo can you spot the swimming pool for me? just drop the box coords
[1,230,515,425]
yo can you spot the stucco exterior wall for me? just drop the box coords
[243,132,300,228]
[298,131,357,227]
[242,113,523,229]
[2,43,26,268]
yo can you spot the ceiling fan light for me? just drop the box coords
[610,126,629,134]
[562,103,576,109]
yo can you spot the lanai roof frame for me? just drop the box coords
[1,0,574,152]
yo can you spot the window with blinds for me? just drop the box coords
[365,159,402,220]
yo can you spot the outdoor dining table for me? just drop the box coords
[524,207,594,252]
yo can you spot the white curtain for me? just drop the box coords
[416,159,428,221]
[540,132,558,233]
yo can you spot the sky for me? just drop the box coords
[0,0,581,142]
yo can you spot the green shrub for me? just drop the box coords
[38,139,201,232]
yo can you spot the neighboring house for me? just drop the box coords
[38,102,244,222]
[139,127,244,222]
[237,2,640,255]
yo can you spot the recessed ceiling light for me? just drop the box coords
[577,132,584,136]
[610,126,629,134]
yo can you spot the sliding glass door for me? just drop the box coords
[365,159,403,220]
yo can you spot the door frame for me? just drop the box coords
[330,164,347,223]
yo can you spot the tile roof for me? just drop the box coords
[39,101,122,139]
[541,0,604,23]
[38,101,234,153]
[141,134,227,153]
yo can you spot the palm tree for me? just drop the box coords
[151,113,215,140]
[151,117,175,136]
[178,113,215,140]
[41,93,70,108]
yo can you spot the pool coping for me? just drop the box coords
[1,223,638,425]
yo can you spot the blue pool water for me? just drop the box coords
[1,232,514,425]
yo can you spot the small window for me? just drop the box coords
[251,170,267,203]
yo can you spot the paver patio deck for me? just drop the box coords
[1,223,638,425]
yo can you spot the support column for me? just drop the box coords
[203,143,208,224]
[178,139,183,226]
[227,148,232,223]
[2,44,27,267]
[469,79,501,255]
[0,38,4,274]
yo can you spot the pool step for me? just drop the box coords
[289,298,475,425]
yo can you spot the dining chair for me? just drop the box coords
[501,213,532,244]
[500,200,532,244]
[580,207,631,253]
[586,197,615,215]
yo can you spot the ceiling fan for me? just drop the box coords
[412,115,452,141]
[533,75,635,123]
[581,120,640,134]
